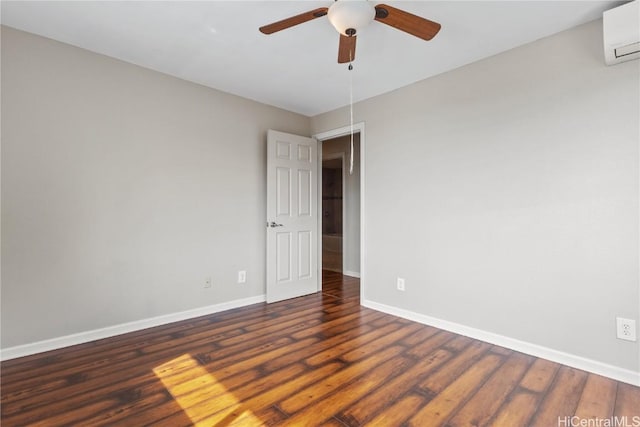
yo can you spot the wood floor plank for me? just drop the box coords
[262,323,373,373]
[2,271,637,427]
[519,357,560,393]
[279,345,405,415]
[335,331,456,426]
[407,330,458,358]
[489,345,513,357]
[338,347,453,426]
[156,361,262,406]
[408,353,504,426]
[488,356,562,427]
[63,389,171,427]
[317,418,347,427]
[339,322,423,362]
[290,309,381,340]
[365,393,426,427]
[442,335,475,353]
[313,310,384,339]
[232,405,288,427]
[151,362,308,426]
[407,331,457,358]
[198,336,320,379]
[447,351,533,427]
[230,307,323,336]
[417,339,492,396]
[488,390,540,427]
[574,374,617,420]
[25,399,127,427]
[399,324,440,347]
[304,321,402,366]
[194,362,345,426]
[278,355,415,426]
[529,366,588,427]
[3,362,189,425]
[614,382,640,418]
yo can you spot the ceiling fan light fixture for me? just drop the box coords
[327,0,375,37]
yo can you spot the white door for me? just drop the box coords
[266,130,319,303]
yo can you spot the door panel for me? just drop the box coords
[276,167,291,216]
[298,169,312,216]
[267,130,318,303]
[298,231,312,279]
[276,232,292,282]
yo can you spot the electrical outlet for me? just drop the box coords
[238,270,247,284]
[616,317,637,342]
[204,277,212,288]
[396,277,405,291]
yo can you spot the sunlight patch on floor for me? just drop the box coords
[153,354,263,426]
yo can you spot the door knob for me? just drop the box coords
[268,221,284,228]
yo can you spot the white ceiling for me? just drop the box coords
[1,1,622,116]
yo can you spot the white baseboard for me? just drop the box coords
[0,295,266,361]
[362,299,640,387]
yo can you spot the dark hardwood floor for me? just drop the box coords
[1,270,638,426]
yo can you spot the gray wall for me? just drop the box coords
[1,26,310,348]
[312,20,640,372]
[322,134,361,276]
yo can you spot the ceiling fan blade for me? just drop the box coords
[374,4,441,41]
[338,34,357,63]
[259,7,328,34]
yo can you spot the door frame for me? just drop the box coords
[321,152,347,274]
[313,122,365,300]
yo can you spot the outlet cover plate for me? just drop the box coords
[396,278,405,292]
[238,270,247,284]
[616,317,637,342]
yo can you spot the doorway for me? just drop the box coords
[318,131,361,292]
[264,125,363,304]
[322,154,344,273]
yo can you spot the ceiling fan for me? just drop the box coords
[259,0,441,64]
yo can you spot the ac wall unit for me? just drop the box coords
[603,0,640,65]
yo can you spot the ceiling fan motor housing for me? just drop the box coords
[327,0,375,37]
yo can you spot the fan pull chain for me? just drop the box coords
[348,55,354,175]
